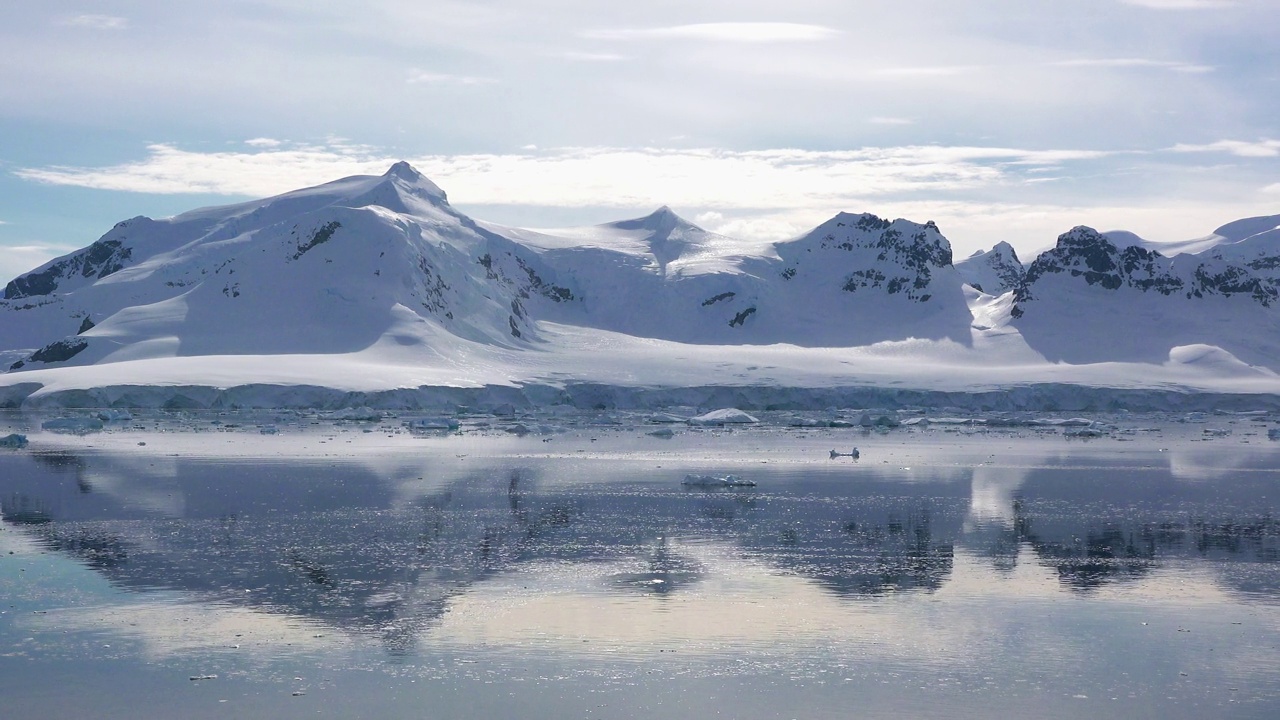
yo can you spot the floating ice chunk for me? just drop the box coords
[647,412,688,424]
[97,409,133,422]
[259,425,279,434]
[1030,417,1094,427]
[1268,428,1280,441]
[1064,427,1105,438]
[1203,428,1231,437]
[405,417,460,431]
[488,403,517,417]
[647,427,676,438]
[0,433,28,449]
[687,408,758,426]
[829,448,860,459]
[332,406,382,421]
[41,417,104,434]
[682,474,756,487]
[859,412,900,428]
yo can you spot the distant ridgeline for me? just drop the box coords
[1,161,1279,406]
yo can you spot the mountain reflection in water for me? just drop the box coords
[2,438,1278,654]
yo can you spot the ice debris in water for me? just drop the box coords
[0,433,28,449]
[647,427,676,438]
[1269,428,1280,441]
[829,448,860,459]
[858,412,900,428]
[687,408,759,426]
[682,474,756,487]
[96,409,133,422]
[405,417,460,431]
[331,406,382,421]
[647,412,688,424]
[41,417,104,434]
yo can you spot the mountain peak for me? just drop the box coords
[384,161,423,181]
[360,161,449,209]
[614,206,700,234]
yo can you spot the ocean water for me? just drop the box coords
[1,411,1278,719]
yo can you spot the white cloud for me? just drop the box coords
[244,137,282,148]
[1053,58,1213,73]
[13,142,1119,208]
[1171,139,1280,157]
[873,65,982,77]
[61,14,128,30]
[582,22,840,43]
[551,51,629,62]
[1120,0,1235,8]
[406,71,496,85]
[0,244,79,282]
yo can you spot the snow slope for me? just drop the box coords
[2,163,1279,409]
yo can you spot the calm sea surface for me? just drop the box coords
[1,412,1278,719]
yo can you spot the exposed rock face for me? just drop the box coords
[779,213,953,303]
[956,241,1025,296]
[4,236,134,299]
[1012,226,1276,319]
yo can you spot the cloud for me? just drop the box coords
[13,142,1119,209]
[1120,0,1235,8]
[873,65,982,77]
[245,138,282,148]
[550,51,629,62]
[0,243,79,282]
[582,22,840,43]
[1053,58,1213,73]
[61,14,128,30]
[406,71,496,85]
[1171,139,1280,157]
[868,117,915,126]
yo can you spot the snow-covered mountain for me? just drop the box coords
[955,242,1025,297]
[1010,226,1280,367]
[2,163,1279,409]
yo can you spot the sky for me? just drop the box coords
[1,0,1278,282]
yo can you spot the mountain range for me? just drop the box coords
[2,162,1279,409]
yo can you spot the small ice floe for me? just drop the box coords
[405,417,460,431]
[189,674,218,681]
[687,408,759,426]
[647,412,688,424]
[1031,417,1093,427]
[258,425,279,435]
[858,412,900,428]
[829,448,860,459]
[96,409,133,422]
[682,474,756,487]
[788,417,856,428]
[331,406,382,421]
[1203,428,1231,437]
[1064,427,1106,438]
[647,427,676,438]
[1268,428,1280,441]
[41,417,104,434]
[0,433,28,449]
